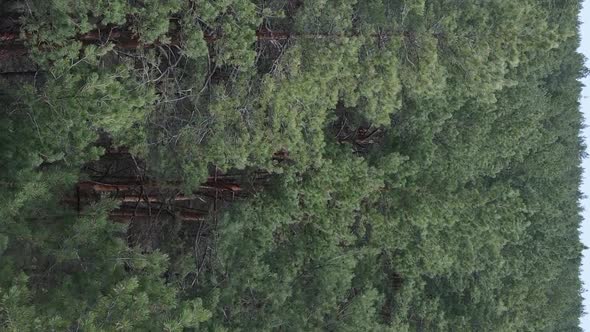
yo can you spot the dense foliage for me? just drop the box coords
[0,0,586,330]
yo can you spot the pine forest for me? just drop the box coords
[0,0,587,331]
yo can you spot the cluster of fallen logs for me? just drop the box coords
[72,172,271,223]
[66,146,274,223]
